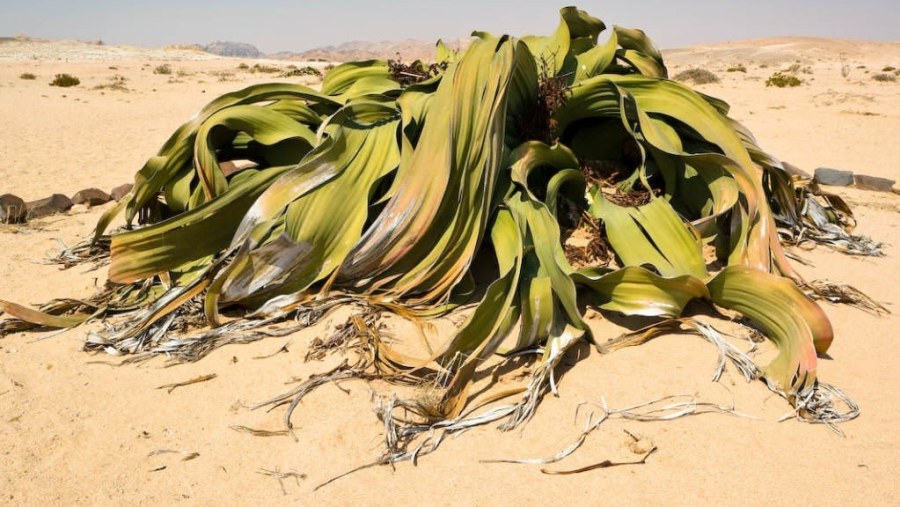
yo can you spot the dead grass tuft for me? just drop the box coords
[672,68,719,84]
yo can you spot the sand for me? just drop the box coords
[1,38,898,505]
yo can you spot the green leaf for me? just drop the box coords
[573,266,708,317]
[707,266,831,398]
[109,165,293,283]
[589,191,708,280]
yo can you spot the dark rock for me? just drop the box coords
[853,174,896,192]
[814,167,854,186]
[72,188,112,207]
[26,193,73,219]
[0,193,27,224]
[781,161,810,179]
[110,183,133,202]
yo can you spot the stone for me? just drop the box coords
[71,188,112,207]
[25,193,73,219]
[852,174,896,192]
[814,167,854,186]
[781,161,810,179]
[0,193,27,224]
[109,183,133,202]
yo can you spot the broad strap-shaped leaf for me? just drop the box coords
[122,83,339,226]
[613,25,667,78]
[589,190,708,280]
[320,60,398,99]
[707,265,832,399]
[192,105,317,201]
[432,209,524,417]
[522,6,605,76]
[212,102,401,308]
[573,266,709,317]
[108,165,293,283]
[338,36,535,304]
[0,300,94,329]
[574,29,618,83]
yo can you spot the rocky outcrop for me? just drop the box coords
[852,174,896,192]
[26,193,73,219]
[72,188,112,207]
[0,194,26,223]
[814,167,854,186]
[202,41,261,58]
[271,38,472,63]
[110,183,133,202]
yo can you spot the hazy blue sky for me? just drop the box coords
[1,1,897,53]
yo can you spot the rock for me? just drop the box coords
[0,194,27,224]
[814,167,854,186]
[893,182,900,196]
[201,41,261,58]
[853,174,896,192]
[25,193,73,219]
[109,183,133,202]
[71,188,112,207]
[781,161,810,179]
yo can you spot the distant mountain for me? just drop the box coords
[201,41,261,58]
[270,38,472,63]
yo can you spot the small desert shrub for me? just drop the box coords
[766,72,802,88]
[108,65,118,70]
[153,64,172,75]
[281,66,322,77]
[93,75,129,91]
[784,63,812,75]
[324,63,335,71]
[251,63,281,74]
[672,68,719,84]
[19,72,36,80]
[50,73,80,87]
[213,71,236,82]
[726,64,747,73]
[236,62,250,70]
[673,69,719,84]
[872,73,896,82]
[882,66,896,72]
[759,63,769,69]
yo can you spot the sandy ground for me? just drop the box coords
[1,38,899,506]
